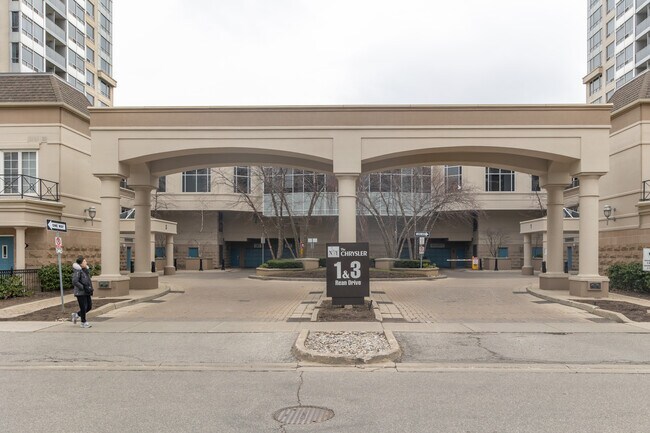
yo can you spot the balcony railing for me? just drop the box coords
[637,44,650,67]
[642,180,650,201]
[45,46,66,70]
[45,17,66,43]
[46,0,66,17]
[0,175,60,201]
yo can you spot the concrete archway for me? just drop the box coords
[90,105,611,297]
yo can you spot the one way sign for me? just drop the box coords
[46,219,67,232]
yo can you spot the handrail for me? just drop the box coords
[0,174,59,201]
[642,180,650,201]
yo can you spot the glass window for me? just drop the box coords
[99,79,110,97]
[86,93,94,105]
[588,52,601,72]
[188,247,199,258]
[606,66,615,83]
[86,23,94,41]
[21,45,44,72]
[100,35,111,56]
[607,0,615,13]
[485,168,515,192]
[444,165,462,191]
[497,247,509,258]
[11,43,19,63]
[100,57,111,75]
[68,22,85,48]
[234,166,250,193]
[68,48,85,72]
[86,1,95,17]
[606,89,615,101]
[606,42,615,60]
[588,30,601,53]
[606,18,615,36]
[531,175,540,192]
[86,69,94,86]
[11,11,19,32]
[616,18,633,44]
[158,176,166,192]
[22,15,44,44]
[72,1,85,22]
[616,70,634,88]
[588,6,602,30]
[616,0,633,18]
[615,44,634,70]
[532,247,543,258]
[86,46,94,64]
[182,169,210,192]
[589,76,602,95]
[2,151,36,195]
[99,0,112,13]
[100,13,111,35]
[22,0,43,15]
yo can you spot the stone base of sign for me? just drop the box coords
[539,273,569,290]
[297,258,319,270]
[521,266,534,275]
[292,329,401,364]
[569,275,610,298]
[163,266,176,275]
[374,258,397,270]
[92,275,130,298]
[129,272,159,290]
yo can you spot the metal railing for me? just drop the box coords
[46,46,66,69]
[46,0,67,17]
[643,180,650,201]
[45,18,66,43]
[0,175,60,201]
[0,269,41,292]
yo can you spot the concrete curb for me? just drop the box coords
[291,329,402,365]
[526,286,630,323]
[86,285,172,319]
[249,275,447,282]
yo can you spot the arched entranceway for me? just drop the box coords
[90,105,611,297]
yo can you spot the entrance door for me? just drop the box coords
[0,236,15,271]
[567,246,573,272]
[126,246,133,273]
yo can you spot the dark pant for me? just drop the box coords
[76,295,93,323]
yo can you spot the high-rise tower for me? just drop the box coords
[1,0,116,106]
[584,0,650,103]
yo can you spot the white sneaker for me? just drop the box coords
[71,313,78,324]
[80,322,92,328]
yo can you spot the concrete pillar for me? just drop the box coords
[14,227,26,270]
[94,175,130,297]
[131,185,158,289]
[98,175,122,277]
[522,233,533,275]
[569,174,609,297]
[164,234,175,275]
[539,184,568,290]
[336,174,358,242]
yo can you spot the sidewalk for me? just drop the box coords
[0,286,171,320]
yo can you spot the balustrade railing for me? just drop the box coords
[0,175,60,201]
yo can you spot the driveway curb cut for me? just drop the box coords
[87,285,172,319]
[526,286,630,323]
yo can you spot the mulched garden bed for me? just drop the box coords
[609,289,650,301]
[0,298,126,322]
[0,289,74,308]
[316,300,376,322]
[574,299,650,322]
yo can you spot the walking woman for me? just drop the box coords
[71,256,94,328]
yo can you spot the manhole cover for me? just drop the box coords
[273,406,334,425]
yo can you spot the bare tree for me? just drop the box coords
[485,228,509,271]
[214,166,334,260]
[357,167,481,259]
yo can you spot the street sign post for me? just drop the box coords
[326,242,369,305]
[46,219,67,232]
[415,231,429,268]
[415,231,429,237]
[48,223,66,312]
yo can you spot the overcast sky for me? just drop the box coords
[113,0,587,106]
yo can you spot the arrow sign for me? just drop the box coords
[415,231,429,237]
[46,219,67,232]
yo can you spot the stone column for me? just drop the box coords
[522,233,533,275]
[131,185,158,289]
[569,174,609,297]
[539,184,568,290]
[14,227,26,270]
[94,175,130,297]
[336,174,358,242]
[165,234,175,275]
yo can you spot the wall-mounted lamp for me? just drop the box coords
[603,204,616,224]
[84,206,97,225]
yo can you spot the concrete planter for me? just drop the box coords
[255,266,304,277]
[482,257,512,270]
[375,258,397,270]
[297,258,319,270]
[292,329,402,364]
[391,267,440,277]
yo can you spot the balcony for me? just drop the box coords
[0,175,60,201]
[638,0,650,12]
[46,0,66,17]
[45,18,66,43]
[637,44,650,67]
[45,46,66,70]
[638,16,650,39]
